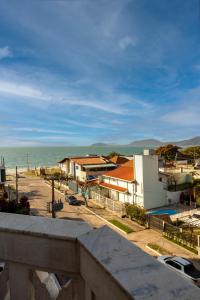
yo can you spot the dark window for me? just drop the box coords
[166,260,182,270]
[184,263,195,274]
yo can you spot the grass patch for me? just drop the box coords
[147,243,173,255]
[163,234,198,255]
[109,219,134,234]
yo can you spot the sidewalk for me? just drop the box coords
[87,200,200,268]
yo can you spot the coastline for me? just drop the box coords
[6,165,58,175]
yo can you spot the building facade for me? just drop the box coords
[97,152,167,210]
[58,156,116,182]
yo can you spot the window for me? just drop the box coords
[166,260,182,270]
[184,263,195,275]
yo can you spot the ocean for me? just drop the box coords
[0,146,145,169]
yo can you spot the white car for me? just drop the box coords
[157,256,200,287]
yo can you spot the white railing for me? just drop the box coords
[90,191,126,215]
[0,213,200,300]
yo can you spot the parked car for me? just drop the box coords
[157,256,200,287]
[66,195,81,206]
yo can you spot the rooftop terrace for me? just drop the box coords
[0,212,199,300]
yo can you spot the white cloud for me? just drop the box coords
[0,46,12,59]
[65,119,106,129]
[118,36,137,50]
[162,110,200,126]
[12,127,77,135]
[62,98,127,115]
[0,80,46,100]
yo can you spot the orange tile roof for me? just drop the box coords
[99,182,127,192]
[71,156,107,165]
[109,155,129,165]
[103,160,134,181]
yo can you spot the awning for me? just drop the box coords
[83,163,116,169]
[99,182,127,193]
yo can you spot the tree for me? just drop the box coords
[156,144,180,161]
[77,180,98,207]
[182,146,200,160]
[107,151,121,158]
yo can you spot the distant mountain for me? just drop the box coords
[175,136,200,147]
[90,137,200,148]
[128,139,163,147]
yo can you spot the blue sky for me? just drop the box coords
[0,0,200,146]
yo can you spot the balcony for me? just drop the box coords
[0,212,199,300]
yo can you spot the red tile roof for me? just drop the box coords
[103,160,134,181]
[71,157,107,165]
[109,155,129,165]
[99,182,127,192]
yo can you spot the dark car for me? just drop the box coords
[66,195,81,206]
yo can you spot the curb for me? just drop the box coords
[44,182,66,197]
[82,205,130,235]
[145,245,161,256]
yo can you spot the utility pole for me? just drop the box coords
[16,166,18,203]
[51,178,56,218]
[26,153,30,171]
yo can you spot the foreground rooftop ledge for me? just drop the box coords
[78,226,200,300]
[0,212,92,241]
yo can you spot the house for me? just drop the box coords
[175,151,192,165]
[96,151,167,210]
[58,157,70,173]
[58,155,116,182]
[70,156,116,182]
[99,160,134,203]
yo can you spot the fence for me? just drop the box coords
[149,215,199,253]
[164,222,198,251]
[90,191,125,216]
[148,216,164,232]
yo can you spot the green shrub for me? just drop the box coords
[125,203,147,225]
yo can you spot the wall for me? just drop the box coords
[134,155,144,206]
[166,190,182,204]
[172,173,193,185]
[134,155,167,209]
[1,213,200,300]
[102,176,134,204]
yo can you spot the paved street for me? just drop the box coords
[8,174,200,267]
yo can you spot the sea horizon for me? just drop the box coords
[0,146,146,169]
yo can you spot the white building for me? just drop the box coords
[58,156,116,182]
[98,152,167,210]
[133,154,166,209]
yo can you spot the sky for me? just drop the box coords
[0,0,200,146]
